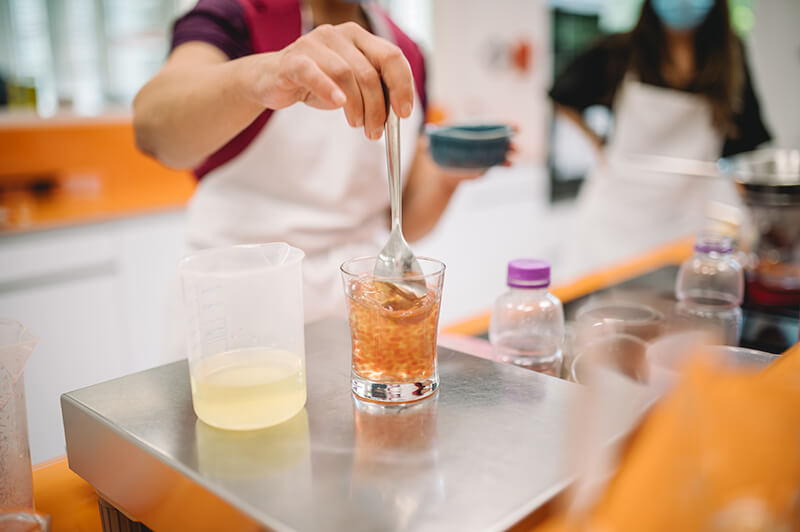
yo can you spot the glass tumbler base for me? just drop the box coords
[351,373,438,403]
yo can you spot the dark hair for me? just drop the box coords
[629,0,743,136]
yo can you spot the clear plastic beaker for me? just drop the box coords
[0,319,39,510]
[179,243,306,431]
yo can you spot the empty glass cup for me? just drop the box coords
[179,243,306,430]
[569,333,650,385]
[575,301,665,344]
[341,257,445,403]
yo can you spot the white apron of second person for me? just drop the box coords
[562,75,741,281]
[160,11,424,364]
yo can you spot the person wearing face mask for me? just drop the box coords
[134,0,499,325]
[550,0,771,278]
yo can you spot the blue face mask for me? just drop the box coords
[651,0,715,31]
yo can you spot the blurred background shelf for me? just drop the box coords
[0,117,194,234]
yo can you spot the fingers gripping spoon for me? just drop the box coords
[373,107,428,301]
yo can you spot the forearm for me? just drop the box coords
[403,179,458,243]
[133,52,269,169]
[401,139,460,243]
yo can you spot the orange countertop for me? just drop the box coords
[0,117,194,233]
[32,457,102,532]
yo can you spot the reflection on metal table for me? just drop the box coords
[62,318,592,532]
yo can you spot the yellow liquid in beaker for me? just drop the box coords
[190,348,306,430]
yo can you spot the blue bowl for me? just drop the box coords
[428,124,513,169]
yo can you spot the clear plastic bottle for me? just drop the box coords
[489,259,565,376]
[675,232,744,345]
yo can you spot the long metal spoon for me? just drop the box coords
[373,106,427,300]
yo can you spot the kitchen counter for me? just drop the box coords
[33,237,797,531]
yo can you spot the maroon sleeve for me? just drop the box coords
[171,0,252,60]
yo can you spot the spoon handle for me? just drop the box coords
[385,107,402,233]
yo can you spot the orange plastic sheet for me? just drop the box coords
[31,236,795,531]
[32,457,101,532]
[536,341,800,532]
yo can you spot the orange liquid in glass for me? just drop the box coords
[346,278,441,383]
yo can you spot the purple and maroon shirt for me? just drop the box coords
[172,0,428,179]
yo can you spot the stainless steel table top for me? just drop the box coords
[63,319,586,532]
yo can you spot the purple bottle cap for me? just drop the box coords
[694,233,734,254]
[507,259,550,289]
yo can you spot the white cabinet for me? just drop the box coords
[113,212,188,374]
[0,210,186,463]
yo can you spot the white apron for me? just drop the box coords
[562,77,739,280]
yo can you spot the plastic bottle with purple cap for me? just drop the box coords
[675,232,744,345]
[489,259,565,376]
